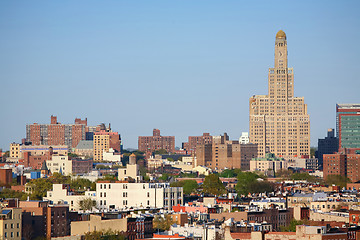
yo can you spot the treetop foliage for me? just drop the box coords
[202,174,226,196]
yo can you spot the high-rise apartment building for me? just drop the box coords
[138,129,175,153]
[323,148,360,183]
[336,104,360,149]
[93,125,121,162]
[249,30,310,158]
[182,133,213,153]
[26,116,87,148]
[316,129,338,169]
[196,133,258,170]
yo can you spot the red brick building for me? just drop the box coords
[20,201,70,240]
[0,169,12,186]
[349,210,360,225]
[323,153,346,179]
[72,158,93,174]
[21,151,52,169]
[138,129,175,153]
[323,149,360,182]
[26,115,87,148]
[46,205,70,239]
[182,133,213,153]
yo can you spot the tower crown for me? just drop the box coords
[276,30,286,39]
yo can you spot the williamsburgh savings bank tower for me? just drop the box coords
[249,30,310,158]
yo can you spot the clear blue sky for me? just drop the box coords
[1,1,359,150]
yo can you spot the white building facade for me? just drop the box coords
[46,155,72,175]
[44,184,96,211]
[96,182,182,211]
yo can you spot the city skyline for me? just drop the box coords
[1,1,360,150]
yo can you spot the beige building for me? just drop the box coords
[93,134,109,162]
[47,155,72,175]
[249,30,310,159]
[196,133,258,170]
[0,208,22,240]
[118,153,142,182]
[9,143,20,159]
[310,211,349,223]
[71,214,127,236]
[250,153,287,175]
[9,143,68,160]
[20,145,68,156]
[93,130,121,162]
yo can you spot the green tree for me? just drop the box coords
[247,181,275,194]
[179,172,198,178]
[276,169,293,179]
[28,178,53,200]
[153,214,175,231]
[50,172,71,184]
[325,174,350,188]
[139,166,148,177]
[280,219,304,232]
[0,188,29,200]
[159,173,171,181]
[310,147,317,158]
[96,164,108,169]
[154,149,168,155]
[235,172,259,195]
[290,172,316,182]
[170,180,198,195]
[97,174,117,182]
[68,152,79,158]
[219,169,242,178]
[79,197,97,211]
[202,174,226,196]
[71,178,94,191]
